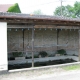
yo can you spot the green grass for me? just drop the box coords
[63,64,80,70]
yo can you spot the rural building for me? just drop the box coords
[0,12,80,71]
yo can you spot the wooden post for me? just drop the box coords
[32,25,34,67]
[23,29,24,51]
[57,29,59,50]
[79,30,80,61]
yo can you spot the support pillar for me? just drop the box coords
[57,29,60,50]
[32,25,34,67]
[79,30,80,61]
[23,29,24,52]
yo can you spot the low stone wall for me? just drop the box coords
[8,56,78,65]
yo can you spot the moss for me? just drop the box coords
[7,3,21,13]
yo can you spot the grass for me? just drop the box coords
[62,64,80,70]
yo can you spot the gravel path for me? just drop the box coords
[0,68,66,80]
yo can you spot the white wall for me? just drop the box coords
[0,22,7,71]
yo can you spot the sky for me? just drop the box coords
[0,0,80,15]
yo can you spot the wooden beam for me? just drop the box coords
[1,18,80,26]
[0,16,80,26]
[35,25,80,29]
[8,24,80,29]
[7,25,33,28]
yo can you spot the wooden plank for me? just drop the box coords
[3,19,80,26]
[35,25,80,29]
[8,25,33,28]
[8,25,80,29]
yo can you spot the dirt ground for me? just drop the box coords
[0,67,66,80]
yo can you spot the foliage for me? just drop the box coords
[74,1,80,18]
[54,1,80,18]
[34,55,39,58]
[33,9,43,15]
[39,51,48,57]
[12,52,23,57]
[7,3,21,13]
[56,49,66,55]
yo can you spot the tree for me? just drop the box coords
[74,1,80,18]
[33,9,43,15]
[54,5,74,17]
[7,3,21,13]
[54,1,80,18]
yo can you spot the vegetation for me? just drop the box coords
[12,52,23,57]
[7,3,21,13]
[33,9,43,15]
[39,51,48,57]
[56,49,66,55]
[63,64,80,70]
[34,55,39,58]
[54,1,80,18]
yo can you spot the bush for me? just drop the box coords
[39,51,48,57]
[12,52,23,57]
[56,49,66,55]
[34,55,38,58]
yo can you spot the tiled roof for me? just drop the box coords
[0,12,80,22]
[0,4,13,12]
[0,12,80,27]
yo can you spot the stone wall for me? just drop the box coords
[7,27,79,57]
[58,29,79,55]
[7,29,23,51]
